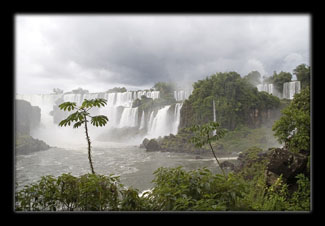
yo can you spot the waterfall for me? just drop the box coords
[257,83,274,95]
[283,81,301,99]
[172,103,183,135]
[147,111,155,132]
[118,107,139,128]
[174,89,193,101]
[16,88,186,144]
[139,111,145,130]
[147,105,172,138]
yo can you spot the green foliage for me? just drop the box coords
[265,71,292,94]
[71,87,89,94]
[15,173,143,211]
[58,102,77,112]
[186,121,227,176]
[293,64,310,89]
[272,87,310,153]
[58,98,108,129]
[58,98,109,174]
[289,174,310,210]
[243,71,261,86]
[187,121,227,148]
[153,82,176,97]
[180,72,280,131]
[106,87,127,93]
[146,167,247,211]
[15,167,310,211]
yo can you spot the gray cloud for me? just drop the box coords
[16,14,310,94]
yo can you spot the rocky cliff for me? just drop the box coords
[15,99,50,155]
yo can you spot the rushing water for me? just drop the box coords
[15,142,237,192]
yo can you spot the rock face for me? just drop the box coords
[15,99,51,154]
[15,99,41,135]
[145,139,161,152]
[235,148,269,173]
[16,135,50,155]
[140,138,150,148]
[265,148,308,186]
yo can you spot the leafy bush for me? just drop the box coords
[15,173,144,211]
[272,87,310,154]
[15,168,310,211]
[146,167,248,211]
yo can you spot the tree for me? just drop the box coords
[266,71,292,94]
[71,87,89,94]
[58,98,109,174]
[187,121,227,177]
[106,87,127,93]
[52,88,64,94]
[243,71,261,86]
[293,64,310,89]
[272,87,310,154]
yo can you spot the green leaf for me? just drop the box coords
[90,115,109,127]
[58,102,77,111]
[73,121,84,129]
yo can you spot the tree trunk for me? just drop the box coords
[84,118,95,174]
[207,133,226,177]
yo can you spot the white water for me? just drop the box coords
[257,83,274,95]
[174,89,193,101]
[172,103,183,135]
[16,144,236,192]
[139,110,145,130]
[147,105,172,139]
[118,107,138,128]
[16,90,184,147]
[283,81,301,99]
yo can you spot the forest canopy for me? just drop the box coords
[180,71,281,131]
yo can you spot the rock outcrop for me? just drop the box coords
[16,135,50,155]
[145,139,161,152]
[15,99,51,154]
[235,146,309,188]
[15,99,41,135]
[264,148,308,186]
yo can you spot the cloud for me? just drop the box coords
[15,14,310,94]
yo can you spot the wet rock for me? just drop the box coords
[265,148,308,186]
[141,138,150,148]
[145,139,161,152]
[16,135,50,155]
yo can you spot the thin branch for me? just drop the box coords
[207,132,226,178]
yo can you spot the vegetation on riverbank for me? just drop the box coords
[15,150,309,211]
[15,66,310,211]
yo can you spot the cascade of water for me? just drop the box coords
[283,81,301,99]
[174,90,192,101]
[172,103,183,135]
[148,105,171,137]
[257,83,274,95]
[16,88,183,143]
[139,111,145,130]
[118,107,139,128]
[147,105,171,138]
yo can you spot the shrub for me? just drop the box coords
[15,173,143,211]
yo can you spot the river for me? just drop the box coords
[15,141,237,192]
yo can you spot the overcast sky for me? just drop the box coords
[15,14,310,94]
